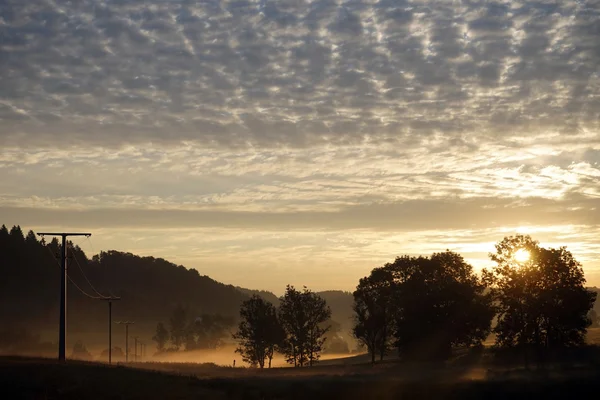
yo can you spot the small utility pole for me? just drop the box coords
[37,232,91,361]
[134,336,138,362]
[115,321,134,362]
[101,296,120,364]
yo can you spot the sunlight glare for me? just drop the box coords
[513,248,530,263]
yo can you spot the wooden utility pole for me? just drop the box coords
[115,321,134,362]
[37,232,91,361]
[101,297,120,364]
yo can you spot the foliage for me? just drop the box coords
[355,251,494,361]
[0,224,352,350]
[233,295,285,368]
[152,322,169,352]
[187,313,235,350]
[352,267,395,363]
[279,285,331,367]
[589,310,599,328]
[395,251,494,360]
[483,235,596,350]
[169,305,188,350]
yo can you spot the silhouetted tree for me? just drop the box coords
[279,285,331,367]
[169,305,188,350]
[0,222,356,356]
[188,313,235,350]
[233,295,284,368]
[353,267,395,363]
[483,235,596,350]
[0,225,8,239]
[152,322,169,352]
[589,310,599,328]
[390,251,494,360]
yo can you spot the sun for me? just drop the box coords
[513,248,530,263]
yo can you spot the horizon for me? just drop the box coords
[1,0,599,293]
[2,222,598,295]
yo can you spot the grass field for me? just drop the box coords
[4,353,600,400]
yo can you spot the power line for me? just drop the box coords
[38,231,92,361]
[70,244,108,299]
[42,235,124,367]
[85,235,96,255]
[44,243,104,299]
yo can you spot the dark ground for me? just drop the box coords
[3,355,600,400]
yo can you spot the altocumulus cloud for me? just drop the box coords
[1,0,600,291]
[1,0,599,148]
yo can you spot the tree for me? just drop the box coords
[169,305,188,350]
[589,310,599,328]
[483,235,596,350]
[389,251,494,360]
[279,285,331,367]
[0,225,8,239]
[152,322,169,352]
[352,267,395,363]
[233,295,284,368]
[189,313,235,350]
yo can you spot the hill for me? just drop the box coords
[0,225,354,352]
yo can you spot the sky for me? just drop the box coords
[1,0,599,294]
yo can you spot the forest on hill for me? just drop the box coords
[3,223,599,366]
[0,225,354,355]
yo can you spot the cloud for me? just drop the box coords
[0,0,598,149]
[2,0,600,290]
[2,194,599,231]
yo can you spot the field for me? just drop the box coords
[4,352,600,400]
[5,329,600,399]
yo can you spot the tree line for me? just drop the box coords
[0,225,258,338]
[1,225,597,366]
[352,235,596,363]
[230,235,597,367]
[151,306,235,352]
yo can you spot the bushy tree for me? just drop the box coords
[352,267,395,363]
[362,251,494,361]
[483,235,596,350]
[233,295,284,368]
[279,285,331,367]
[152,322,169,352]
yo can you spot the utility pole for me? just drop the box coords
[134,336,138,362]
[115,321,134,362]
[101,296,120,364]
[37,232,91,361]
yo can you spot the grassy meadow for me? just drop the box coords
[5,346,600,400]
[4,330,600,399]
